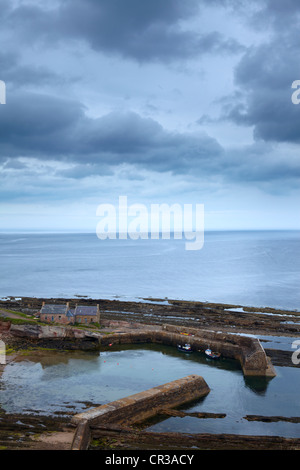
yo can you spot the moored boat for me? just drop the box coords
[177,343,192,353]
[205,348,221,359]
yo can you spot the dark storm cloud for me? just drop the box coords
[223,143,300,189]
[2,90,298,188]
[0,91,223,175]
[1,0,299,189]
[222,41,300,143]
[225,89,300,144]
[5,0,243,62]
[220,2,300,144]
[197,0,300,144]
[0,52,62,88]
[250,0,300,30]
[0,92,86,157]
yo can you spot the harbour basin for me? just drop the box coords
[0,343,299,438]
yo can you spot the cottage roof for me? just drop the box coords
[75,305,98,316]
[40,304,68,315]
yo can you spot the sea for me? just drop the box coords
[0,230,299,311]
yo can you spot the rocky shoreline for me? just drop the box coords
[1,295,299,368]
[1,295,300,336]
[0,296,300,450]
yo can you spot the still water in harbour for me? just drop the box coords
[0,344,299,438]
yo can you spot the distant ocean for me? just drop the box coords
[0,230,299,311]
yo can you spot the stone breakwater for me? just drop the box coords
[71,375,210,450]
[1,320,276,377]
[99,325,276,377]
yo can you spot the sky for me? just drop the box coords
[0,0,300,232]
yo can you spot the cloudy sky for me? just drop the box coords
[1,0,300,232]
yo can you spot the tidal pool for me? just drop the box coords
[0,344,299,438]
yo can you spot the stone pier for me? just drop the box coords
[100,324,277,377]
[2,319,276,377]
[71,375,210,450]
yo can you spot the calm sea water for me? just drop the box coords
[0,230,299,310]
[0,345,299,438]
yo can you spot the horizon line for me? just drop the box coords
[0,228,299,235]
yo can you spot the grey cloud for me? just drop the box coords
[0,92,86,156]
[2,159,29,170]
[218,0,300,134]
[3,91,298,191]
[221,26,300,143]
[2,88,299,198]
[6,0,243,62]
[57,163,114,180]
[2,89,299,188]
[250,0,300,31]
[0,91,223,175]
[205,0,300,29]
[231,91,300,144]
[223,83,300,144]
[234,43,295,91]
[0,51,64,89]
[223,143,300,189]
[1,0,299,196]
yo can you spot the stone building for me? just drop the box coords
[39,302,100,325]
[39,302,75,325]
[74,305,100,324]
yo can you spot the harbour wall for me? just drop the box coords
[71,375,210,450]
[100,324,276,377]
[2,320,276,376]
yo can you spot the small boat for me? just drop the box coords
[205,348,221,359]
[177,343,192,353]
